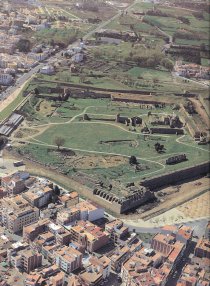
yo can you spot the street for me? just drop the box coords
[0,0,139,105]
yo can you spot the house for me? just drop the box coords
[40,65,55,75]
[72,52,84,63]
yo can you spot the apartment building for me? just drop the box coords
[178,257,210,286]
[195,237,210,259]
[121,247,172,286]
[22,186,53,208]
[58,192,79,207]
[151,233,175,257]
[21,249,42,273]
[86,255,111,279]
[8,243,42,273]
[23,218,50,242]
[56,207,80,226]
[70,220,109,252]
[0,73,13,85]
[1,171,29,195]
[105,219,129,243]
[109,239,143,273]
[75,201,104,222]
[54,246,82,274]
[25,265,65,286]
[151,233,185,271]
[0,195,39,233]
[110,246,131,272]
[160,225,193,246]
[55,230,71,246]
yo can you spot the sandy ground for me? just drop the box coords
[65,154,127,169]
[123,177,210,227]
[177,191,210,219]
[123,192,210,228]
[0,157,25,177]
[138,178,210,220]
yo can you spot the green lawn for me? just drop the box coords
[128,67,172,81]
[34,122,208,172]
[16,94,209,183]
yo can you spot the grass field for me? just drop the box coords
[13,89,207,183]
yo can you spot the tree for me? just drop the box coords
[53,185,60,196]
[177,16,190,25]
[154,142,164,153]
[0,136,7,149]
[129,156,138,165]
[34,88,39,95]
[148,111,152,117]
[161,58,174,71]
[54,137,65,150]
[17,38,31,53]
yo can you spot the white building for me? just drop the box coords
[55,246,82,274]
[0,73,13,85]
[72,53,84,63]
[40,65,55,75]
[28,52,49,62]
[76,201,104,222]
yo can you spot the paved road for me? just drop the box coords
[0,64,43,100]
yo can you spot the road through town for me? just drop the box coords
[0,0,139,113]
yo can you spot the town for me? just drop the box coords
[0,0,209,285]
[0,171,209,286]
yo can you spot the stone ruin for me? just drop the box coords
[93,184,155,214]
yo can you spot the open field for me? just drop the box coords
[10,89,209,185]
[128,3,209,47]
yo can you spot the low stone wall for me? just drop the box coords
[150,127,184,135]
[141,161,210,190]
[112,97,165,105]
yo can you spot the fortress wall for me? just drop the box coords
[141,161,210,190]
[150,127,184,135]
[112,97,165,105]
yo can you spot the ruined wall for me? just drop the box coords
[120,190,155,213]
[150,127,184,135]
[93,188,155,214]
[141,161,210,190]
[112,97,165,105]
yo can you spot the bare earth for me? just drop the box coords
[140,177,210,219]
